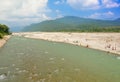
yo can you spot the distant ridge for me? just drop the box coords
[22,16,120,32]
[115,18,120,21]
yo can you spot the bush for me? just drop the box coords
[0,24,11,39]
[0,33,3,39]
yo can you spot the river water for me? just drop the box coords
[0,36,120,82]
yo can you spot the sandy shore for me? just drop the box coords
[13,32,120,55]
[0,35,11,48]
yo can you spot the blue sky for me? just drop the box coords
[48,0,120,19]
[0,0,120,29]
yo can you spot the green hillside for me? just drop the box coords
[23,16,120,32]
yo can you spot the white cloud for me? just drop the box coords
[54,0,65,5]
[88,11,114,19]
[102,0,120,8]
[55,10,63,18]
[54,1,61,5]
[55,10,60,13]
[67,0,120,10]
[0,0,51,28]
[67,0,100,10]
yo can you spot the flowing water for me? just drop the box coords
[0,36,120,82]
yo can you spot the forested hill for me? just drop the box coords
[0,24,11,39]
[23,16,120,32]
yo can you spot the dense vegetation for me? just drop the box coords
[58,26,120,32]
[0,24,11,39]
[23,16,120,32]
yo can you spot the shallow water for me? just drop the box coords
[0,36,120,82]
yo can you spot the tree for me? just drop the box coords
[0,24,11,39]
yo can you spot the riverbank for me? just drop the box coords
[13,32,120,55]
[0,35,11,48]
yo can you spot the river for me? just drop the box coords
[0,36,120,82]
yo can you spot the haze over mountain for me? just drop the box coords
[23,16,120,32]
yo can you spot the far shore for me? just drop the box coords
[13,32,120,56]
[0,35,11,48]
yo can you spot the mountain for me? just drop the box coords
[22,16,120,32]
[115,18,120,22]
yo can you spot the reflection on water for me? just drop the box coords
[0,36,120,82]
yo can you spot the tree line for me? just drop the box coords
[49,26,120,32]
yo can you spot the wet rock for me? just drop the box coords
[54,69,59,74]
[0,73,7,80]
[61,58,65,61]
[40,78,45,82]
[45,51,48,54]
[12,64,15,67]
[15,68,20,71]
[74,68,80,72]
[0,67,8,70]
[49,58,54,60]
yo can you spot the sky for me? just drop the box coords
[0,0,120,29]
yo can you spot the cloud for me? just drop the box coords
[55,10,61,13]
[54,0,65,5]
[54,1,61,5]
[102,0,120,8]
[55,10,63,18]
[67,0,120,10]
[88,11,114,19]
[67,0,100,10]
[0,0,51,27]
